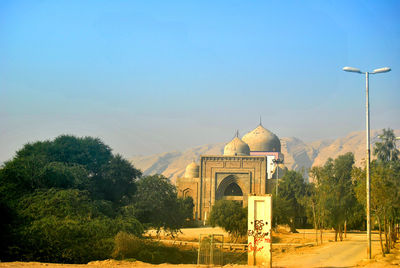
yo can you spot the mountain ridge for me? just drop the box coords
[130,129,400,182]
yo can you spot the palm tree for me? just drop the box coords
[373,128,399,162]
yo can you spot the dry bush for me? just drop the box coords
[112,232,142,259]
[112,231,198,264]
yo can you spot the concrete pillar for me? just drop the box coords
[247,195,272,267]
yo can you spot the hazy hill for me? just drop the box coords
[312,129,399,167]
[130,143,224,183]
[130,129,400,182]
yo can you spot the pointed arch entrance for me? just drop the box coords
[224,183,243,196]
[216,175,244,203]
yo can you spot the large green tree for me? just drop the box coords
[354,161,400,255]
[0,135,141,203]
[13,189,143,263]
[310,153,361,241]
[369,128,400,254]
[0,135,143,263]
[207,200,247,241]
[273,170,307,233]
[133,174,192,237]
[96,155,141,203]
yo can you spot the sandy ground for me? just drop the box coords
[1,228,398,268]
[146,227,328,244]
[274,232,384,267]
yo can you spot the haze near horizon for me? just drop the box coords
[1,0,399,163]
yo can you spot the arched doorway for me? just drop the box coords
[216,175,244,204]
[224,183,243,196]
[182,188,193,198]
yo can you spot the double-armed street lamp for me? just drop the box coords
[342,66,391,259]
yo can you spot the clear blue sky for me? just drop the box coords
[1,0,399,162]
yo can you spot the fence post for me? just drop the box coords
[197,234,201,265]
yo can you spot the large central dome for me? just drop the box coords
[242,125,281,152]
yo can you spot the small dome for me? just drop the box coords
[184,161,199,178]
[223,137,250,156]
[242,125,281,152]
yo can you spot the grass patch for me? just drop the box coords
[112,232,197,264]
[223,251,247,265]
[113,231,248,265]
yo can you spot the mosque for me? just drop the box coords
[176,123,285,221]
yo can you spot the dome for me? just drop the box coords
[184,161,199,178]
[242,125,281,152]
[223,137,250,156]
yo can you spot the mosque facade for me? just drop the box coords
[176,124,285,221]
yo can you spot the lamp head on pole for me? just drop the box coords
[343,66,362,73]
[272,158,283,164]
[372,67,391,74]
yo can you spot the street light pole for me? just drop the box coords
[272,157,283,227]
[272,158,283,196]
[365,71,371,260]
[343,66,391,260]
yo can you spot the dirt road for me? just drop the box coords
[274,233,381,267]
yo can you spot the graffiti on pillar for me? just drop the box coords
[247,220,270,252]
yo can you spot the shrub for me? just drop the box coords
[137,249,153,263]
[207,200,247,241]
[10,190,144,263]
[112,232,142,259]
[112,231,197,264]
[134,175,193,237]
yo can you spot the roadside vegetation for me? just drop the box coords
[207,200,247,242]
[273,129,399,255]
[0,135,193,263]
[112,232,197,264]
[208,128,399,256]
[0,128,398,264]
[353,128,400,256]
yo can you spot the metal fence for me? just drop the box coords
[197,234,224,266]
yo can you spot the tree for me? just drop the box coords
[354,129,400,256]
[0,135,141,202]
[207,200,247,241]
[274,170,306,233]
[4,189,143,263]
[38,162,89,189]
[354,161,400,255]
[96,155,141,204]
[374,128,399,163]
[310,153,360,241]
[0,135,143,263]
[47,135,113,176]
[179,196,195,220]
[300,182,321,244]
[133,175,191,237]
